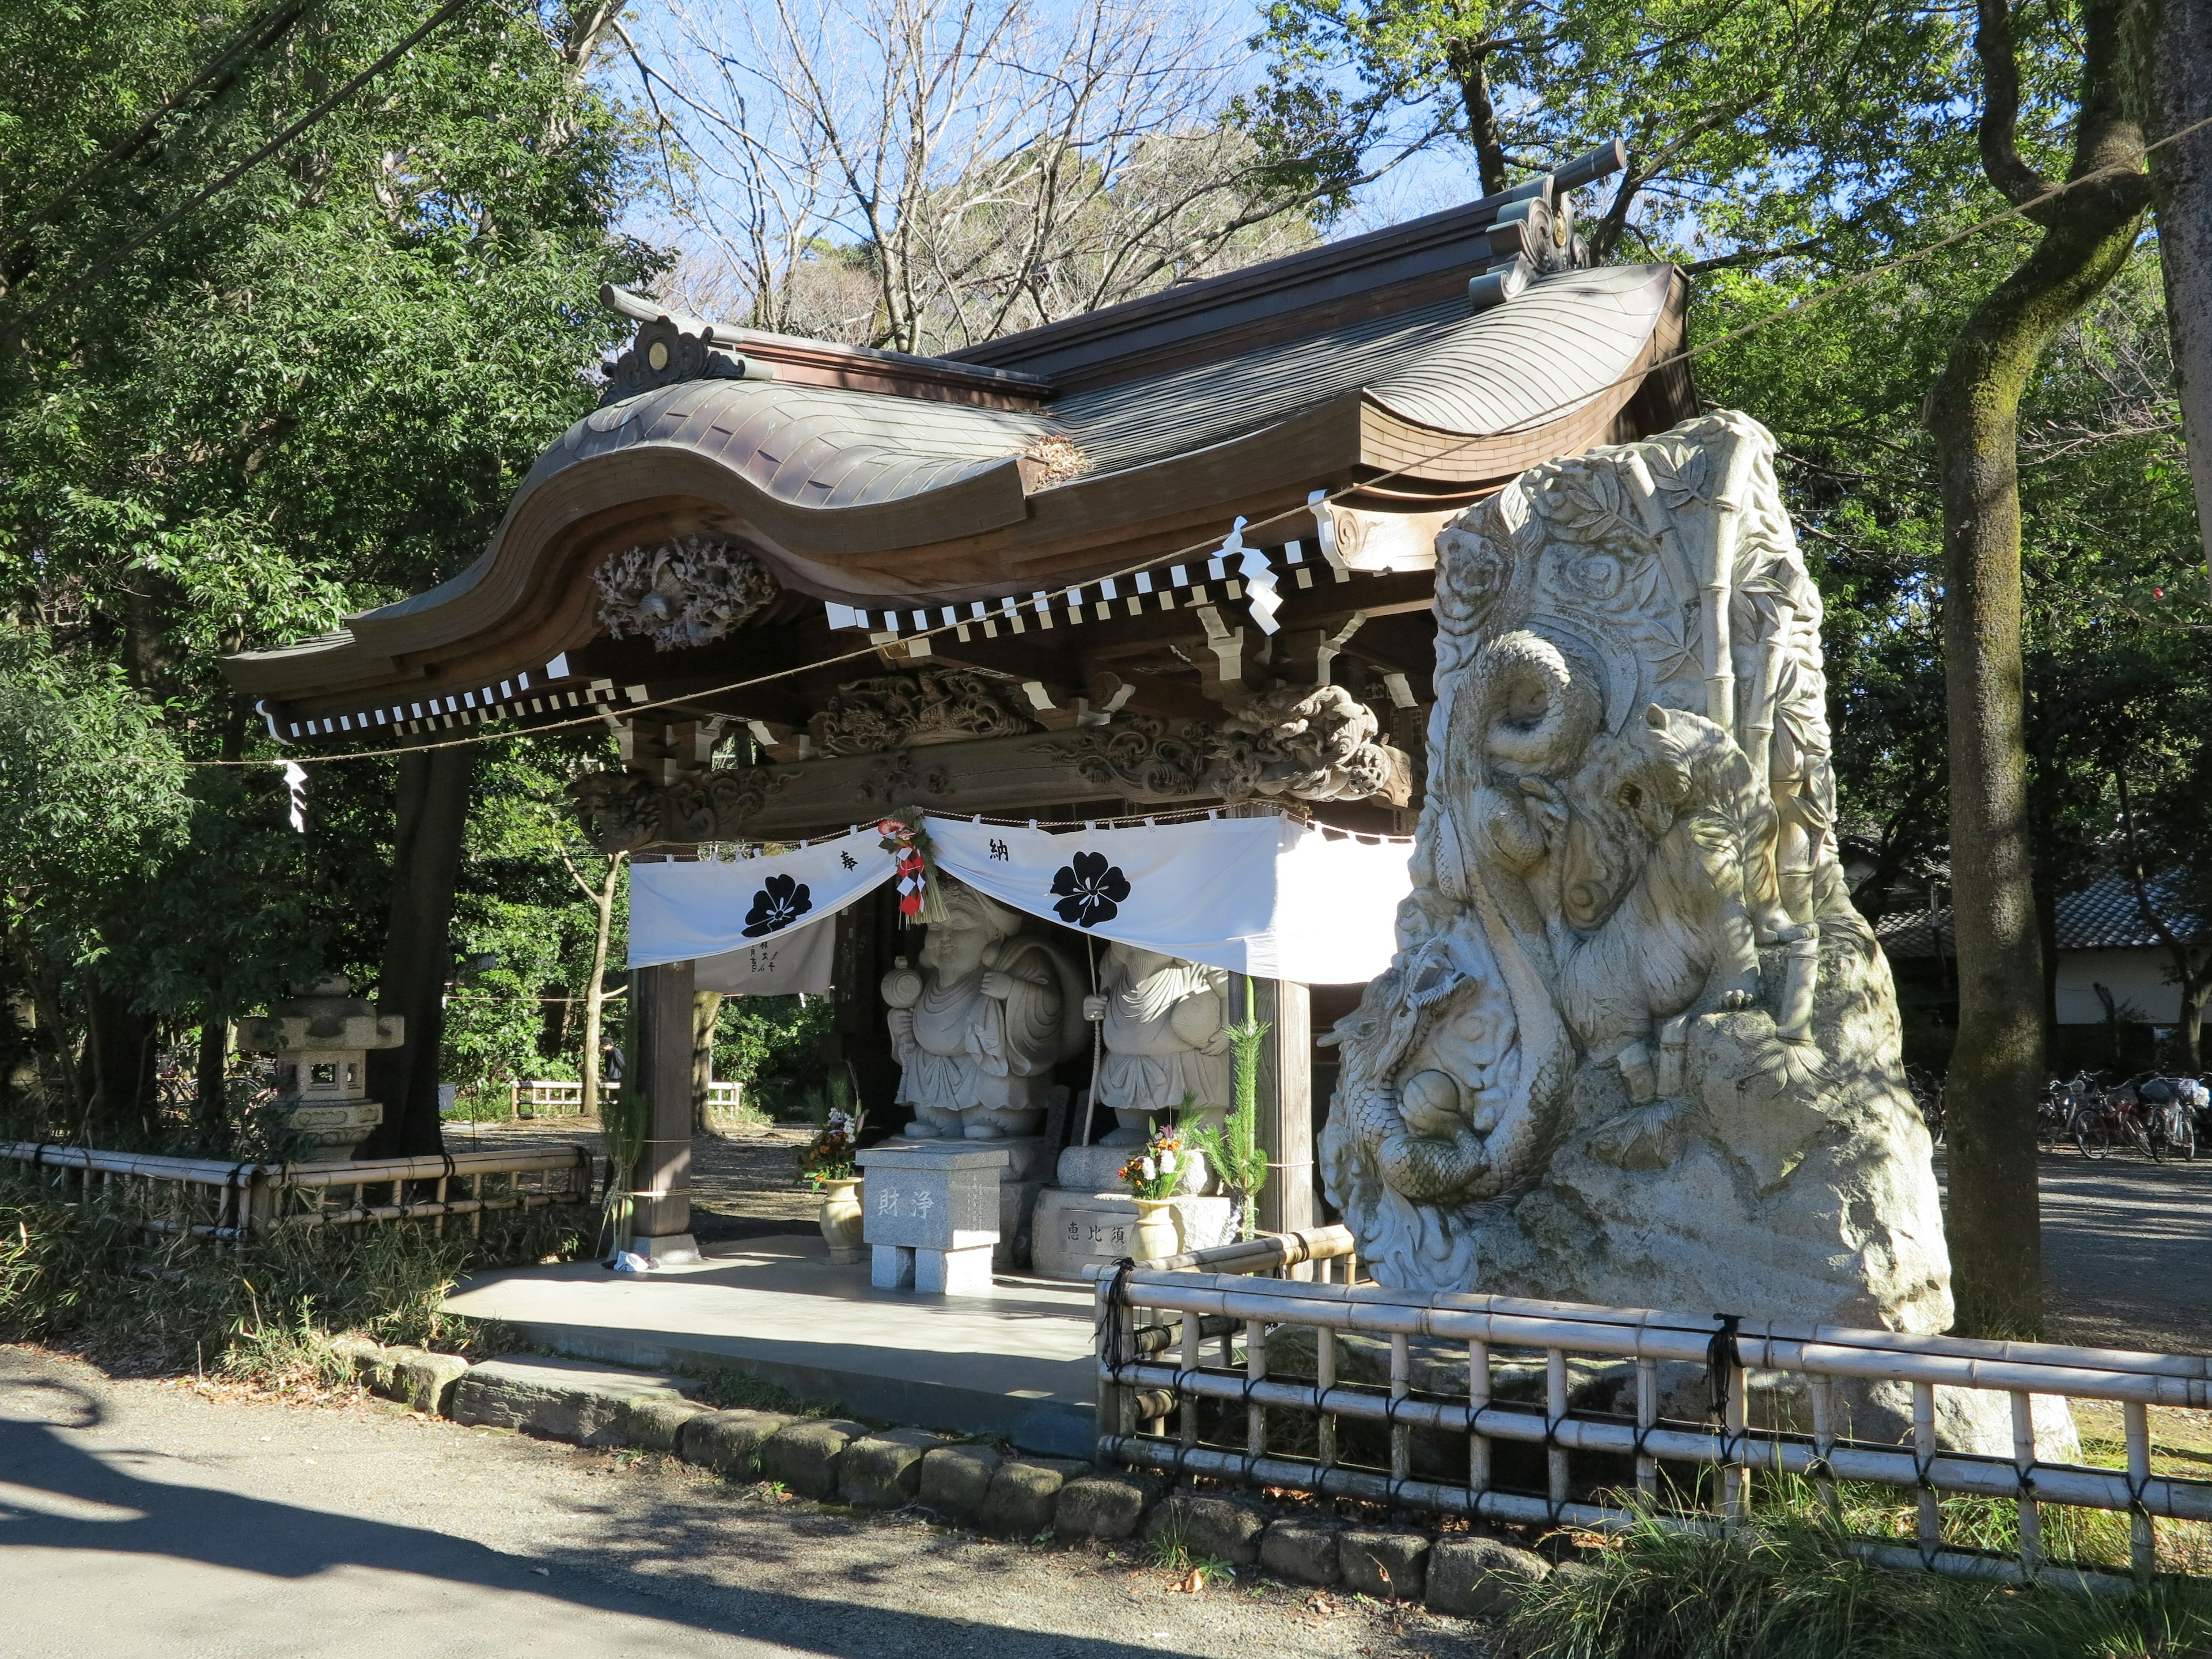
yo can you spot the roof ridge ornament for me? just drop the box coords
[598,283,767,406]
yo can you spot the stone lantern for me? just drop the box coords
[232,976,405,1157]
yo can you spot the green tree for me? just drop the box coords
[0,0,660,1146]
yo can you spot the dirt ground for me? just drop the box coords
[0,1343,1486,1659]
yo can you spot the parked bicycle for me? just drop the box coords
[1906,1065,1946,1146]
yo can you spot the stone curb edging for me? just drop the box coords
[333,1338,1553,1616]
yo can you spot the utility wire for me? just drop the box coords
[0,0,321,257]
[172,107,2212,770]
[3,0,489,343]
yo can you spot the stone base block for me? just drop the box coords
[919,1243,995,1295]
[448,1355,700,1446]
[1029,1188,1235,1279]
[874,1241,997,1295]
[1056,1143,1209,1196]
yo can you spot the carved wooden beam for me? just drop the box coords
[572,689,1414,851]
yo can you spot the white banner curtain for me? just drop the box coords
[694,920,838,996]
[627,835,896,976]
[923,813,1412,984]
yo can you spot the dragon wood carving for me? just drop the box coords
[808,668,1036,756]
[1054,684,1412,806]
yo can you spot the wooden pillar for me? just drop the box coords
[630,957,698,1257]
[1238,976,1314,1238]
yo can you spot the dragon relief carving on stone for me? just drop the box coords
[1053,684,1411,806]
[594,535,780,652]
[1320,414,1976,1434]
[807,667,1036,757]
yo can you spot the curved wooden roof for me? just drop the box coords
[225,183,1692,724]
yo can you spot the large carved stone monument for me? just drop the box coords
[1321,412,1955,1340]
[883,876,1089,1140]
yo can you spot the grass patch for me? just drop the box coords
[0,1169,584,1384]
[694,1365,834,1418]
[1500,1515,2212,1659]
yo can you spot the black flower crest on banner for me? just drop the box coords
[743,872,813,937]
[1050,850,1130,928]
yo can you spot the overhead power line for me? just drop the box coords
[3,0,490,343]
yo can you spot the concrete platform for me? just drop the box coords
[442,1234,1097,1456]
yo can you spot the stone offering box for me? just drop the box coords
[1029,1144,1233,1279]
[856,1142,1016,1296]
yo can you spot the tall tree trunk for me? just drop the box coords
[361,747,476,1157]
[692,990,725,1132]
[574,851,622,1119]
[1929,0,2150,1340]
[83,976,156,1145]
[2143,0,2212,598]
[194,1016,229,1142]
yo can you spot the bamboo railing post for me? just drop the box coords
[1317,1326,1338,1468]
[1546,1347,1570,1513]
[1389,1332,1411,1484]
[1724,1346,1749,1528]
[1247,1319,1268,1459]
[1637,1357,1659,1501]
[1469,1339,1491,1501]
[1179,1312,1201,1451]
[2127,1401,2155,1583]
[1914,1381,1940,1562]
[1810,1377,1840,1522]
[2010,1391,2041,1580]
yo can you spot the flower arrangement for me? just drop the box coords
[1119,1124,1191,1201]
[798,1107,866,1187]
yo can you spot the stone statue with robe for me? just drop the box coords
[1082,944,1233,1146]
[883,876,1088,1139]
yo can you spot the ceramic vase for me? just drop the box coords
[818,1176,865,1264]
[1132,1196,1180,1264]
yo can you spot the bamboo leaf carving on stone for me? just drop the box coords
[1321,415,1990,1455]
[594,535,779,651]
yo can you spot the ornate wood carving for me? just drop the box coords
[1052,684,1412,807]
[570,690,1410,852]
[594,536,780,652]
[807,667,1037,756]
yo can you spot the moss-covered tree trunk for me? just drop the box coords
[1927,0,2150,1339]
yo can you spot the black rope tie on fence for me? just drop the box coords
[1708,1312,1743,1474]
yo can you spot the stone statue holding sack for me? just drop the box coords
[883,875,1088,1139]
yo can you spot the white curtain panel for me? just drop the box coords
[693,915,838,995]
[628,834,896,972]
[925,813,1411,984]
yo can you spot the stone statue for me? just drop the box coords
[1320,410,1963,1349]
[1082,944,1233,1146]
[883,876,1088,1139]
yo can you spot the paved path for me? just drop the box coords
[0,1346,1478,1659]
[2029,1151,2212,1354]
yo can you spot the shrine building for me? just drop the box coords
[221,139,1700,1267]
